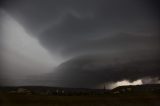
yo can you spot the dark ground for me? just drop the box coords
[0,93,160,106]
[0,84,160,106]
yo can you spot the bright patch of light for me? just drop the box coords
[1,10,62,76]
[115,79,142,86]
[107,79,143,89]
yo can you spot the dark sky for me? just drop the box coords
[0,0,160,88]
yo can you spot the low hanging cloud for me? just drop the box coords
[23,51,160,88]
[35,53,160,88]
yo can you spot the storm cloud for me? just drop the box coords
[3,0,159,56]
[1,0,160,88]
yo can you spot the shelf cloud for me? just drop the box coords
[0,0,160,88]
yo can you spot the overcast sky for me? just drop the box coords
[0,0,160,88]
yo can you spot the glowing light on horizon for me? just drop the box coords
[108,79,143,89]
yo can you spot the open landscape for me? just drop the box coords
[0,84,160,106]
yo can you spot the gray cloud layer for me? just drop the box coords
[1,0,160,87]
[6,0,159,57]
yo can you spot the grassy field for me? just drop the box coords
[0,93,160,106]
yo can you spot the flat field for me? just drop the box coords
[0,93,160,106]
